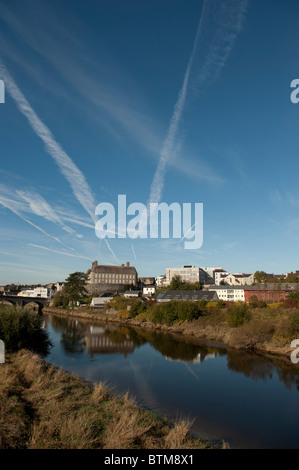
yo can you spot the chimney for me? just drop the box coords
[126,262,130,267]
[92,260,98,269]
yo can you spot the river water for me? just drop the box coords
[43,313,299,449]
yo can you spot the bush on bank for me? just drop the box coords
[0,304,52,356]
[226,303,251,328]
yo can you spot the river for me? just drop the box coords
[42,313,299,449]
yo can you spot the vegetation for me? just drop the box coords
[0,350,214,449]
[63,271,88,304]
[0,304,52,356]
[160,275,201,291]
[226,303,251,327]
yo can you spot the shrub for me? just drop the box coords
[249,295,267,309]
[267,302,283,309]
[290,311,299,335]
[226,302,251,328]
[0,304,52,356]
[117,310,131,319]
[109,296,131,311]
[129,301,147,318]
[149,301,201,325]
[231,319,275,349]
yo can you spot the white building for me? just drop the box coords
[90,297,113,308]
[18,287,53,298]
[123,290,141,298]
[221,273,254,286]
[207,286,245,302]
[143,286,156,296]
[165,266,200,285]
[200,267,228,285]
[156,275,166,287]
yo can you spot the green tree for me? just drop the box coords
[254,271,268,283]
[169,275,182,290]
[63,272,88,304]
[287,291,299,300]
[226,302,251,327]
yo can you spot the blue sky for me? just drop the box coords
[0,0,299,284]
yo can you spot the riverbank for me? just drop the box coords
[0,349,215,449]
[43,306,296,359]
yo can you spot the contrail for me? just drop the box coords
[0,195,75,251]
[131,243,137,263]
[28,243,92,261]
[0,60,120,261]
[0,60,96,222]
[148,0,208,206]
[148,0,248,205]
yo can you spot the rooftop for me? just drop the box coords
[156,290,218,301]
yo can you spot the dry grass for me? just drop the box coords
[0,350,214,449]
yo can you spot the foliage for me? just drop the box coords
[63,272,88,304]
[285,273,299,283]
[248,295,267,309]
[52,291,69,308]
[290,311,299,335]
[129,300,148,318]
[162,275,202,291]
[109,296,131,311]
[0,304,52,356]
[254,271,268,283]
[287,291,299,300]
[149,301,202,325]
[122,284,135,292]
[230,319,275,349]
[226,302,251,328]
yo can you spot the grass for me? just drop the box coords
[0,350,214,449]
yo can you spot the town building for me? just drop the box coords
[165,266,200,285]
[142,285,156,296]
[90,296,114,308]
[123,290,141,298]
[220,273,255,286]
[86,261,138,295]
[199,267,229,285]
[156,275,166,288]
[17,287,53,298]
[138,277,155,286]
[243,284,293,302]
[206,285,245,302]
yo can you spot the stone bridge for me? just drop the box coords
[0,295,50,313]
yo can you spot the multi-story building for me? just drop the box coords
[221,273,255,286]
[165,265,200,285]
[206,286,245,302]
[156,275,166,288]
[243,284,293,302]
[86,261,138,294]
[199,267,228,285]
[17,287,53,298]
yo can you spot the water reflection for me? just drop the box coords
[47,313,299,391]
[44,313,299,448]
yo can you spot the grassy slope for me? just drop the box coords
[0,350,215,449]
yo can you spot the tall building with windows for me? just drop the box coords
[86,261,138,294]
[165,265,200,285]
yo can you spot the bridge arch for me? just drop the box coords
[22,300,45,314]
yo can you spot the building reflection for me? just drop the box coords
[82,325,135,358]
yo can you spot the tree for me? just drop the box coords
[226,302,251,327]
[254,271,268,284]
[122,284,135,292]
[63,272,88,304]
[169,275,182,290]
